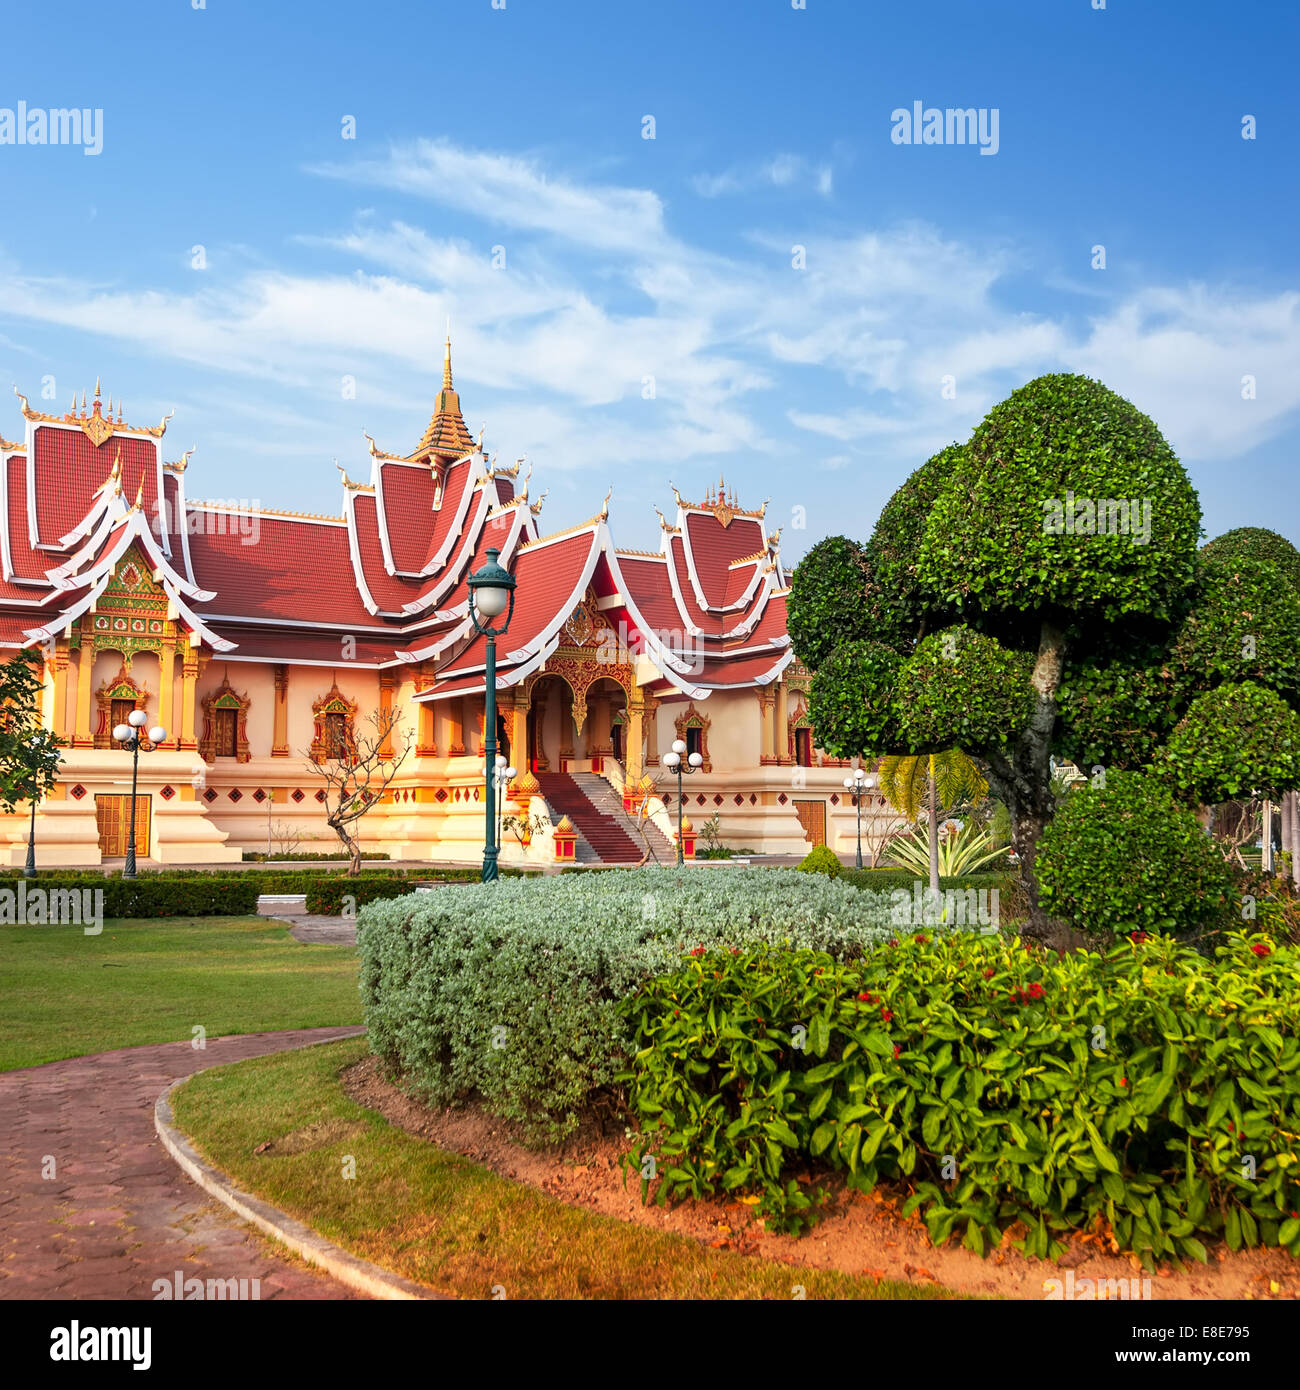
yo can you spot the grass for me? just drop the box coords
[0,916,361,1071]
[173,1039,960,1301]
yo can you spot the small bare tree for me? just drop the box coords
[302,708,414,876]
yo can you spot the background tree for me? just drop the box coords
[789,373,1300,935]
[302,707,413,876]
[0,650,64,875]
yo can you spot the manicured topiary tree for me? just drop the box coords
[1161,684,1300,806]
[792,372,1300,934]
[1036,769,1235,937]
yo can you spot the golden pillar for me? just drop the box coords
[50,641,70,741]
[179,648,200,751]
[625,693,645,782]
[378,669,397,758]
[73,642,95,748]
[158,647,175,750]
[447,697,465,756]
[775,680,790,764]
[272,664,290,756]
[758,687,776,764]
[416,695,436,757]
[643,693,660,766]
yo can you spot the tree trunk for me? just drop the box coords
[1286,789,1299,888]
[331,818,362,878]
[927,759,940,894]
[984,619,1069,941]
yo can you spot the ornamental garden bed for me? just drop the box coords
[358,872,1300,1277]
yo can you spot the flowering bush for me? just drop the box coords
[620,930,1300,1263]
[358,867,899,1141]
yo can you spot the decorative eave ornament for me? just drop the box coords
[13,382,171,442]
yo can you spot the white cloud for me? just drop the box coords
[692,152,834,199]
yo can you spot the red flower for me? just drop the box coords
[1250,942,1271,957]
[893,1044,901,1059]
[1027,982,1045,1000]
[689,946,705,957]
[982,968,996,979]
[887,938,899,948]
[1130,931,1149,944]
[881,1009,894,1023]
[914,934,929,944]
[1118,1077,1127,1087]
[857,991,873,1003]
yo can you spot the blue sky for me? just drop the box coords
[1,0,1296,559]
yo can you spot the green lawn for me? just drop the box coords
[175,1039,960,1301]
[0,916,361,1071]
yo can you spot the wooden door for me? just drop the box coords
[95,794,151,858]
[793,798,826,846]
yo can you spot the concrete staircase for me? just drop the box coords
[569,772,678,864]
[535,771,674,865]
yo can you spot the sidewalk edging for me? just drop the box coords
[154,1032,443,1302]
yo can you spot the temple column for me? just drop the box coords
[158,647,175,750]
[625,693,645,782]
[50,641,70,742]
[448,697,465,756]
[378,669,397,758]
[643,694,660,766]
[271,664,290,756]
[179,648,200,751]
[775,680,791,764]
[73,643,95,748]
[416,671,437,756]
[758,687,775,764]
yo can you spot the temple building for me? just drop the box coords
[0,344,877,867]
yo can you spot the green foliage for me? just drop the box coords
[1037,770,1235,936]
[916,374,1201,623]
[620,932,1300,1264]
[895,627,1035,750]
[1171,554,1300,704]
[886,823,1008,878]
[840,868,1012,895]
[1056,643,1185,771]
[0,875,259,917]
[866,444,964,638]
[0,650,63,815]
[358,868,901,1142]
[806,639,902,757]
[1161,684,1300,805]
[797,844,843,878]
[1201,527,1300,594]
[787,537,873,669]
[877,750,986,824]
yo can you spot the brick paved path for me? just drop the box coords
[0,1027,365,1301]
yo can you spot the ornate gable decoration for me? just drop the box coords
[674,477,768,529]
[93,663,149,748]
[674,701,713,773]
[560,589,602,649]
[199,673,252,764]
[14,381,171,442]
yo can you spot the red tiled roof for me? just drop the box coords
[32,425,158,548]
[213,626,401,665]
[349,492,426,614]
[682,511,765,609]
[375,460,438,574]
[188,513,377,627]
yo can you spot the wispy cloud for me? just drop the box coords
[692,153,834,198]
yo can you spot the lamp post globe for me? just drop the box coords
[113,723,132,743]
[664,742,703,864]
[467,547,517,884]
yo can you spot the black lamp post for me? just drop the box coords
[661,737,704,865]
[467,547,516,883]
[23,790,37,880]
[113,709,167,880]
[842,767,875,870]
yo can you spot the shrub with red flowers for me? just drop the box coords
[619,930,1300,1263]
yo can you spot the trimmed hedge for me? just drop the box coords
[358,868,904,1141]
[0,876,259,918]
[621,931,1300,1264]
[841,868,1013,897]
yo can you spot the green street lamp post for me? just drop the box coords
[493,753,517,856]
[842,767,875,870]
[661,738,704,865]
[467,547,517,883]
[113,709,168,880]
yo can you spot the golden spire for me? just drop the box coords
[80,389,86,413]
[443,335,453,391]
[132,481,144,511]
[94,377,101,399]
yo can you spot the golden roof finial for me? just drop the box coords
[443,333,453,391]
[132,481,144,511]
[80,389,86,413]
[111,448,122,479]
[529,489,548,517]
[94,377,101,399]
[106,395,113,416]
[600,487,612,521]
